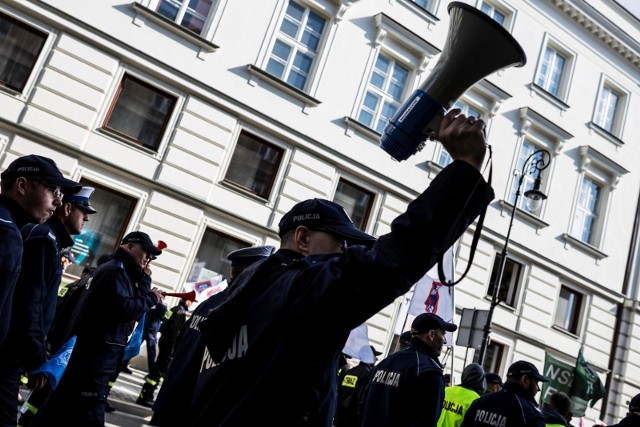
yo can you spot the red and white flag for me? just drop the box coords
[407,247,455,345]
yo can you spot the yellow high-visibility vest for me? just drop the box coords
[437,385,480,427]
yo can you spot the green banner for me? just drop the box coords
[542,351,606,417]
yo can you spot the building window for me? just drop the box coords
[103,74,177,151]
[480,341,506,374]
[535,45,570,99]
[187,228,249,285]
[224,131,284,199]
[152,0,216,35]
[480,1,506,26]
[358,53,410,134]
[265,0,327,91]
[437,101,481,167]
[412,0,432,10]
[0,13,47,93]
[570,176,601,245]
[65,182,136,277]
[333,179,374,230]
[592,81,627,138]
[554,285,583,334]
[487,253,522,308]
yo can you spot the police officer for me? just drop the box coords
[32,231,163,426]
[462,360,550,427]
[0,173,83,426]
[0,154,80,348]
[13,187,97,427]
[608,393,640,427]
[149,245,275,426]
[136,295,194,407]
[438,363,486,427]
[335,346,381,427]
[541,391,572,427]
[484,373,503,393]
[360,313,457,427]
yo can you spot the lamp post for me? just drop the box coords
[477,148,551,366]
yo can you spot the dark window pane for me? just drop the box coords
[187,229,249,286]
[104,75,177,151]
[0,13,46,92]
[333,180,374,230]
[224,131,284,199]
[487,254,521,307]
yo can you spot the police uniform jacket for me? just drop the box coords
[145,301,167,335]
[607,413,640,427]
[360,338,445,427]
[0,195,30,346]
[64,247,158,375]
[0,216,73,370]
[151,287,230,427]
[438,385,481,427]
[335,362,374,427]
[462,382,546,427]
[191,161,494,427]
[158,303,187,352]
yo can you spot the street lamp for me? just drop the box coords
[477,148,551,366]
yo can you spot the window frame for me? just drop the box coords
[0,9,50,97]
[532,35,576,105]
[553,284,584,336]
[563,145,627,257]
[332,177,376,232]
[477,0,516,32]
[486,252,524,309]
[100,71,181,154]
[346,13,439,139]
[590,75,629,142]
[222,128,286,202]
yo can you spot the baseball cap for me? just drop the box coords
[121,231,163,256]
[507,360,550,382]
[62,186,97,213]
[278,198,376,247]
[370,346,382,356]
[629,393,640,412]
[227,245,276,266]
[1,155,81,193]
[485,372,503,386]
[411,313,457,334]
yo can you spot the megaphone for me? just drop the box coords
[380,1,526,161]
[160,290,197,302]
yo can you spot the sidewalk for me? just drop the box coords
[106,366,153,427]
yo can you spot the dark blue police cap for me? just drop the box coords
[1,154,81,193]
[278,198,376,247]
[227,245,275,266]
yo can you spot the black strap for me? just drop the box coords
[438,145,493,287]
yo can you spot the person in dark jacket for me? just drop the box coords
[135,296,194,407]
[542,391,572,427]
[0,180,87,427]
[462,360,550,427]
[0,154,80,349]
[335,346,381,427]
[31,231,163,427]
[9,187,96,427]
[188,110,493,427]
[360,313,457,427]
[484,373,503,394]
[608,393,640,427]
[149,245,275,426]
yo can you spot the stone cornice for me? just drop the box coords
[548,0,640,70]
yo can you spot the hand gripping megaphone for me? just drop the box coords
[379,1,526,161]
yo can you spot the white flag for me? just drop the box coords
[407,247,455,344]
[343,323,375,364]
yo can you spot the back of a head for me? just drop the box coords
[461,363,486,395]
[548,391,572,419]
[630,393,640,414]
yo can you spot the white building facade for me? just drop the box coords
[0,0,638,423]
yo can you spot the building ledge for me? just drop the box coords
[561,233,608,260]
[247,64,321,109]
[498,199,550,230]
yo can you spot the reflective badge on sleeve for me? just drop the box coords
[342,374,358,388]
